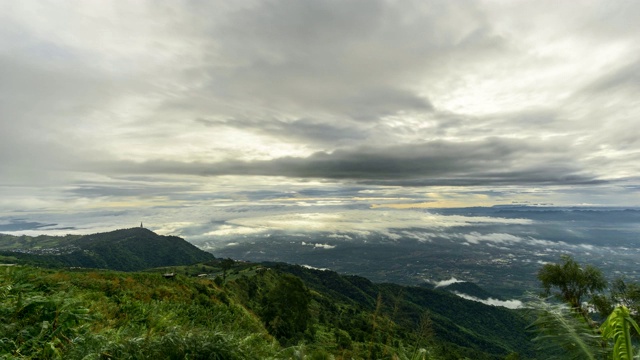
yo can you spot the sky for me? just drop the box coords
[1,0,639,237]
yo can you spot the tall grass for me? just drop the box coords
[0,267,277,359]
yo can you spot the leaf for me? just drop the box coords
[601,306,640,360]
[528,299,602,360]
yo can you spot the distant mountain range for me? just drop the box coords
[0,227,215,271]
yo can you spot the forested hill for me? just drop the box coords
[0,227,215,271]
[0,229,537,358]
[0,262,538,359]
[261,263,534,358]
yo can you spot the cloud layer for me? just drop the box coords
[453,292,524,309]
[1,0,640,222]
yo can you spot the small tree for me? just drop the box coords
[537,255,606,312]
[261,274,311,343]
[532,258,640,360]
[220,258,234,281]
[594,277,640,324]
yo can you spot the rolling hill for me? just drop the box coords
[0,227,215,271]
[0,228,541,358]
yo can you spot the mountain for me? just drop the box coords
[0,232,544,359]
[0,228,215,271]
[262,263,535,359]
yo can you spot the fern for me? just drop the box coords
[528,299,603,360]
[600,306,640,360]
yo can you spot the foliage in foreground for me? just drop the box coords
[531,256,640,360]
[530,300,640,360]
[528,299,603,360]
[600,306,640,360]
[0,266,277,359]
[1,263,534,360]
[1,228,537,359]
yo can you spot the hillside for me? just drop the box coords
[0,263,539,359]
[0,233,82,251]
[0,228,540,358]
[263,263,535,359]
[0,266,277,359]
[0,228,215,271]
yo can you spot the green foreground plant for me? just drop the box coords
[0,266,277,359]
[532,256,640,360]
[1,256,552,360]
[600,306,640,360]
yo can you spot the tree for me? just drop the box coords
[220,258,234,281]
[537,255,606,311]
[594,277,640,324]
[261,274,311,343]
[532,259,640,360]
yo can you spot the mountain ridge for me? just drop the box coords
[0,227,215,271]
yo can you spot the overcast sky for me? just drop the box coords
[1,0,639,235]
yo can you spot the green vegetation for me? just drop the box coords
[537,255,606,312]
[0,234,82,252]
[0,228,542,359]
[9,229,640,359]
[593,277,640,325]
[0,228,215,271]
[0,261,540,359]
[0,266,277,359]
[269,263,536,358]
[528,300,603,360]
[601,306,640,360]
[530,256,640,360]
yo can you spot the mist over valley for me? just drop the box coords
[199,205,640,298]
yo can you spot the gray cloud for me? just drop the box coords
[67,183,196,199]
[161,0,497,123]
[582,60,640,95]
[0,219,57,232]
[196,117,369,145]
[1,0,639,216]
[96,137,600,186]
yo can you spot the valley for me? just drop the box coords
[207,206,640,298]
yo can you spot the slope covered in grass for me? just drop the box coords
[0,266,276,359]
[1,263,540,359]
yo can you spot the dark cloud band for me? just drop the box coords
[96,138,601,186]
